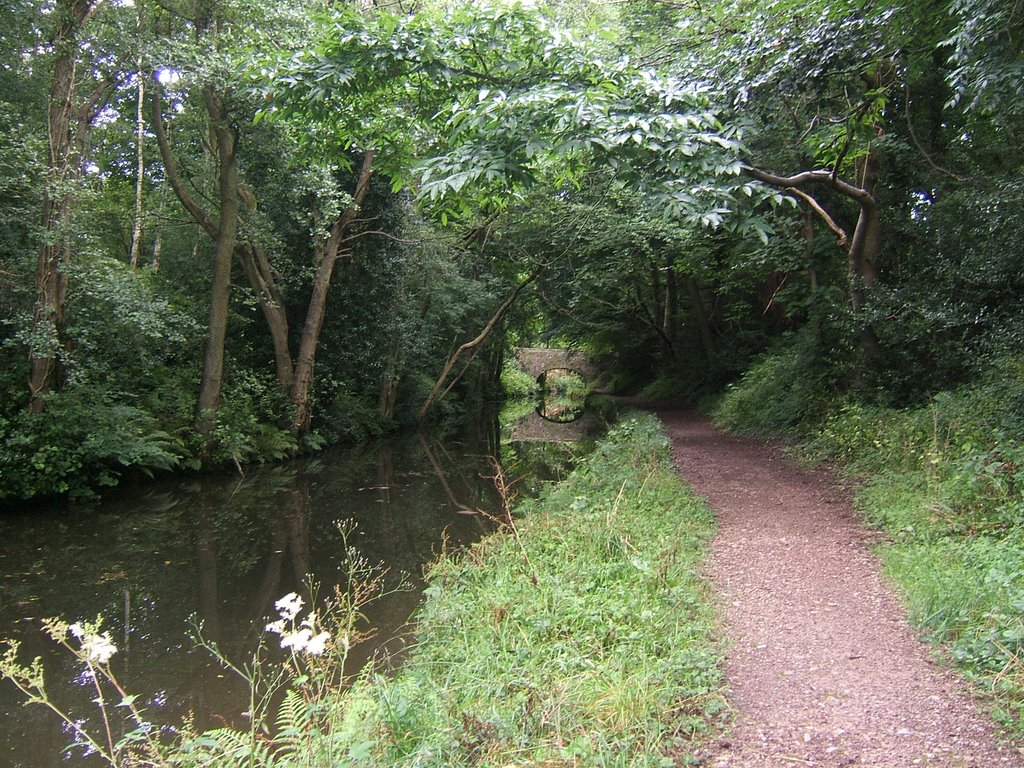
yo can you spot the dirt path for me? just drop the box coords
[655,409,1021,768]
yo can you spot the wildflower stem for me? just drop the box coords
[5,675,116,765]
[86,661,119,767]
[103,668,173,768]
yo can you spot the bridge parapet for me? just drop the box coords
[513,347,600,381]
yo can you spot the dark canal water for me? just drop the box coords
[0,412,599,767]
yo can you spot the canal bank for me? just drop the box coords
[306,412,724,766]
[0,404,597,767]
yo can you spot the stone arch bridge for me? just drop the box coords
[513,347,602,382]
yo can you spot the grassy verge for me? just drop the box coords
[341,412,724,766]
[712,353,1024,736]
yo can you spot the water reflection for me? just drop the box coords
[536,368,588,423]
[0,431,503,768]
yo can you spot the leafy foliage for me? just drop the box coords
[945,0,1024,124]
[0,392,183,503]
[712,331,833,436]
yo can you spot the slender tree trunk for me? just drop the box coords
[685,275,715,368]
[129,3,145,269]
[150,179,169,272]
[236,244,293,393]
[28,0,98,413]
[378,281,405,420]
[648,261,672,367]
[378,329,401,421]
[847,147,882,362]
[290,150,376,437]
[662,262,679,369]
[155,89,294,395]
[194,86,240,439]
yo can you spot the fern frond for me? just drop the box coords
[181,727,274,767]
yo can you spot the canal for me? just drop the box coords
[0,408,600,767]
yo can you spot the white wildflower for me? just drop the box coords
[274,593,304,621]
[279,628,313,651]
[265,593,329,655]
[265,619,286,635]
[69,625,117,664]
[304,631,330,656]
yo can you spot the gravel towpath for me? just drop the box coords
[655,409,1021,768]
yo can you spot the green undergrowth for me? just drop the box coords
[343,412,724,766]
[712,352,1024,735]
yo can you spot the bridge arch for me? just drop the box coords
[513,347,601,382]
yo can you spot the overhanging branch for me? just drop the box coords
[743,165,875,208]
[419,270,540,418]
[786,187,848,249]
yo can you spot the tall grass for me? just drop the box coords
[350,413,725,766]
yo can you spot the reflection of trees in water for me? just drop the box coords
[0,431,505,767]
[536,368,588,423]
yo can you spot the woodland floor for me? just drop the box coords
[653,409,1023,768]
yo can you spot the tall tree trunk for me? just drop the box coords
[290,150,376,437]
[129,3,145,269]
[153,89,294,395]
[847,147,882,363]
[847,147,881,313]
[236,243,293,393]
[194,86,240,439]
[685,275,715,368]
[28,0,98,413]
[647,261,672,367]
[662,261,679,370]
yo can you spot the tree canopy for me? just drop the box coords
[0,0,1021,502]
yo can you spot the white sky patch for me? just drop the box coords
[156,67,181,85]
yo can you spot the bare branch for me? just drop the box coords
[786,187,848,248]
[743,165,875,207]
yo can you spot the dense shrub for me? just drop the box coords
[0,392,184,504]
[711,331,832,436]
[500,357,540,399]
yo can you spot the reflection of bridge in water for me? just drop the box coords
[507,410,604,443]
[509,347,606,443]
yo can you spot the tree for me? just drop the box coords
[28,0,120,413]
